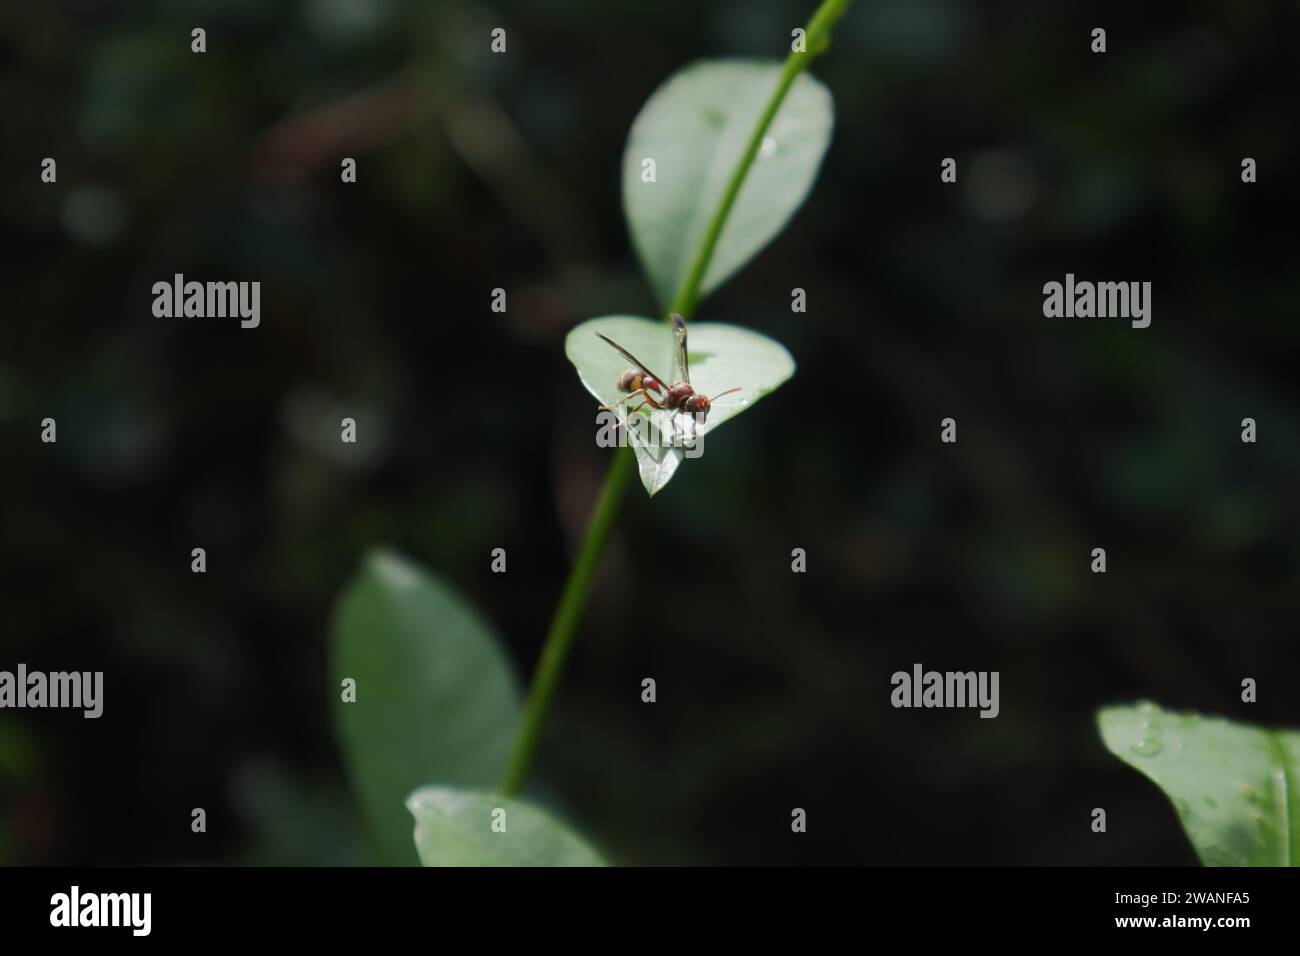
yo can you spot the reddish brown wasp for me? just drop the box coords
[596,313,741,425]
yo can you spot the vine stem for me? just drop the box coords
[500,0,853,798]
[669,0,852,319]
[500,446,633,796]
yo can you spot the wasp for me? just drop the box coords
[596,314,740,424]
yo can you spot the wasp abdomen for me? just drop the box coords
[618,369,662,393]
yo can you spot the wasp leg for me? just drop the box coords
[598,388,671,438]
[599,387,668,414]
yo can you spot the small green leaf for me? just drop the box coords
[623,59,834,310]
[331,550,522,864]
[565,315,795,496]
[407,786,605,867]
[1098,702,1300,866]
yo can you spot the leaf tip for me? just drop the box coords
[360,548,429,593]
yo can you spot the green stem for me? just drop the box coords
[669,0,853,319]
[500,0,854,797]
[500,446,634,796]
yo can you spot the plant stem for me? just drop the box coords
[500,446,634,796]
[669,0,853,319]
[500,0,854,797]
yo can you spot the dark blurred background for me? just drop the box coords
[2,0,1298,866]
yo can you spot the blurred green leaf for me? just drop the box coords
[566,315,795,496]
[331,550,521,864]
[622,60,834,310]
[407,785,605,866]
[1098,702,1300,866]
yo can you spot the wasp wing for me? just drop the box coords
[670,313,690,385]
[595,333,668,387]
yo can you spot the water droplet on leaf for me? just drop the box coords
[1132,737,1164,757]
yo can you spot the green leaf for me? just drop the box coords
[623,60,834,310]
[407,785,605,866]
[1098,702,1300,866]
[565,315,795,496]
[331,550,522,864]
